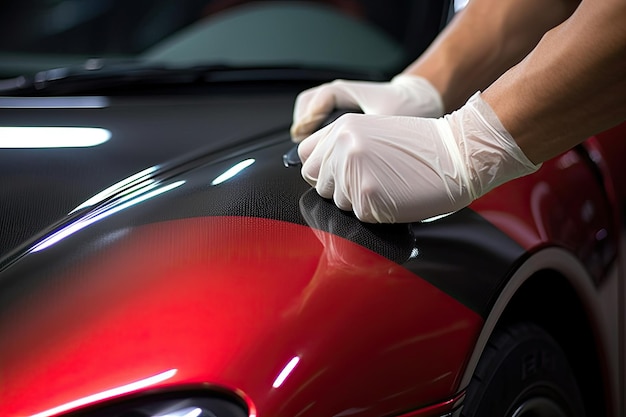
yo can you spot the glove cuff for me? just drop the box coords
[467,91,540,171]
[446,92,541,198]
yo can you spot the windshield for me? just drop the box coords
[0,0,452,80]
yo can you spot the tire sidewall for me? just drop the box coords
[461,322,585,417]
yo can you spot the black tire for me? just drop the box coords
[461,322,586,417]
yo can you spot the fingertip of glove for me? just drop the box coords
[290,116,324,143]
[301,168,317,188]
[290,121,317,143]
[290,128,305,143]
[352,210,379,224]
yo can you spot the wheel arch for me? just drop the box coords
[458,246,618,417]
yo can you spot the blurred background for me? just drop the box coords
[0,0,459,80]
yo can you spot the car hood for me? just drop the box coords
[0,81,614,417]
[0,91,296,259]
[0,89,524,416]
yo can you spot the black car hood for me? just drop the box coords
[0,76,545,324]
[0,103,526,417]
[0,87,526,319]
[0,89,298,258]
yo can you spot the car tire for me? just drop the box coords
[460,322,586,417]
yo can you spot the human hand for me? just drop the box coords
[290,75,444,142]
[298,92,540,223]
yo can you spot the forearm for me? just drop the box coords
[483,0,626,164]
[403,0,579,112]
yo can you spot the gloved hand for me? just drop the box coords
[298,92,540,223]
[291,74,444,142]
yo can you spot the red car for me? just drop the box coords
[0,1,624,416]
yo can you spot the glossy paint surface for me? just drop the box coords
[0,83,623,417]
[470,144,617,282]
[0,89,298,258]
[0,214,482,417]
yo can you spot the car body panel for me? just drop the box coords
[0,16,623,410]
[1,117,624,416]
[4,1,622,416]
[1,98,492,417]
[0,218,483,417]
[467,123,626,417]
[0,90,298,258]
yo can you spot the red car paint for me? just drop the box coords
[470,141,616,280]
[0,217,482,417]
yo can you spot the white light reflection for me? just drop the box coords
[272,356,300,388]
[0,127,111,148]
[156,407,203,417]
[420,211,455,223]
[29,369,177,417]
[211,159,255,185]
[31,180,185,252]
[71,166,159,213]
[0,96,109,109]
[454,0,470,12]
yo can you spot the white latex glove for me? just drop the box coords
[298,92,540,223]
[291,74,444,142]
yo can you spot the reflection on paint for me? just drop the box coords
[32,180,185,252]
[211,159,255,185]
[0,96,109,109]
[29,369,177,417]
[272,356,300,388]
[420,211,454,223]
[71,166,159,212]
[155,407,203,417]
[0,127,111,148]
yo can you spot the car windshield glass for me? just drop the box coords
[0,0,451,80]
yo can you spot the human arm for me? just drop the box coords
[404,0,580,112]
[482,0,626,164]
[291,0,579,141]
[297,0,626,223]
